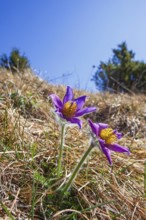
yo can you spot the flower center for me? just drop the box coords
[99,128,117,144]
[62,101,77,118]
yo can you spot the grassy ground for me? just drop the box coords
[0,69,145,220]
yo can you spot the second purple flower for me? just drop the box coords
[88,119,130,164]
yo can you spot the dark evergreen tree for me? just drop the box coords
[92,42,146,93]
[0,48,30,73]
[0,54,9,68]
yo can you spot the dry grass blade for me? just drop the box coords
[50,209,90,220]
[144,161,146,198]
[0,69,145,219]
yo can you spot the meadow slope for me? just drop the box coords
[0,69,146,220]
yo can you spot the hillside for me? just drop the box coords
[0,69,146,220]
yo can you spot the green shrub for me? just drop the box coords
[0,48,30,73]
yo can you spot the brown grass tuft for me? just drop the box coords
[0,69,145,219]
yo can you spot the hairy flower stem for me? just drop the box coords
[57,123,65,176]
[62,143,95,194]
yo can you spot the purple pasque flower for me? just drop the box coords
[50,86,96,128]
[88,119,130,164]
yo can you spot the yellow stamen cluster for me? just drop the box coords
[99,128,117,144]
[62,101,77,118]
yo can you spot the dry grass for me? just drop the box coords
[0,68,145,220]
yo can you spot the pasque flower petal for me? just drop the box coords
[63,86,74,104]
[75,107,96,117]
[67,117,82,129]
[99,140,112,164]
[107,143,130,154]
[50,94,63,109]
[88,119,100,136]
[88,120,108,136]
[74,96,87,110]
[114,130,123,139]
[98,123,109,133]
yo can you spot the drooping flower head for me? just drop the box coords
[88,119,130,164]
[50,86,96,128]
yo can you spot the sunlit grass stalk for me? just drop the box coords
[30,176,36,220]
[30,144,37,220]
[0,202,15,220]
[62,142,95,194]
[144,161,146,198]
[57,123,65,176]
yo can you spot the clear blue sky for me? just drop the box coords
[1,0,146,91]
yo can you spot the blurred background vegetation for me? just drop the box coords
[92,42,146,94]
[0,48,30,73]
[0,42,146,94]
